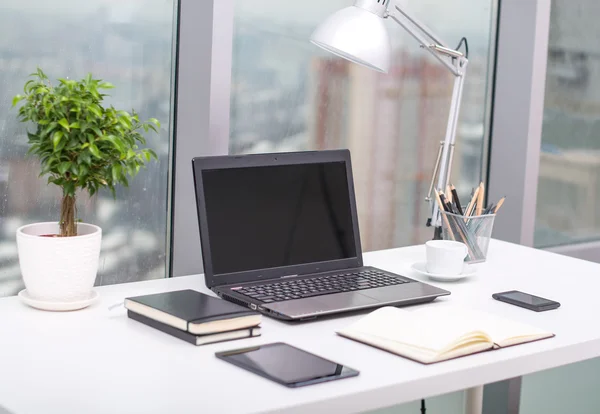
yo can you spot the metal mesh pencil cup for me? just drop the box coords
[440,211,496,263]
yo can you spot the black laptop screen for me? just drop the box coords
[202,162,357,275]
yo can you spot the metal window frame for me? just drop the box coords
[170,0,233,277]
[489,0,600,263]
[487,0,551,247]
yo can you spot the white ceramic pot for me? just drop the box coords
[16,222,102,302]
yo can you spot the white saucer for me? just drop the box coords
[411,262,476,282]
[18,289,99,311]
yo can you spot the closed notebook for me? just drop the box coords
[128,310,261,346]
[337,306,554,364]
[124,290,261,335]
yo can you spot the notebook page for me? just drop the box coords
[415,306,552,347]
[341,307,487,353]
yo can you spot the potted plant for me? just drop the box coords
[12,68,159,310]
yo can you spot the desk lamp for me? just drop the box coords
[311,0,469,237]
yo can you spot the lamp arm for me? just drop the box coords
[430,69,468,228]
[385,2,469,230]
[393,3,448,48]
[387,5,462,77]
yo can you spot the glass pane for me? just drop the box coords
[0,0,176,296]
[535,0,600,247]
[231,0,496,252]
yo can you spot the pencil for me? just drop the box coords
[439,193,457,215]
[476,182,484,216]
[450,185,463,215]
[434,190,455,240]
[465,186,480,218]
[493,197,506,213]
[483,204,496,215]
[438,191,484,259]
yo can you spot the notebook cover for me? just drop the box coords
[128,310,261,346]
[125,289,257,325]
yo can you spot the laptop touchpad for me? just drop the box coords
[264,292,378,318]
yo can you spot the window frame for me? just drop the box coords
[488,0,600,262]
[487,0,551,247]
[171,0,233,277]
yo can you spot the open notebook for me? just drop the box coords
[337,306,554,364]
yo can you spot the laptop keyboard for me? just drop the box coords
[234,270,411,303]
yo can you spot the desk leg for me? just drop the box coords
[482,376,522,414]
[465,386,484,414]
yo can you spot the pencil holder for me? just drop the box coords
[440,211,496,263]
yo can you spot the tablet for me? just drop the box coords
[215,342,359,388]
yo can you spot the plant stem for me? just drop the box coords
[60,194,77,237]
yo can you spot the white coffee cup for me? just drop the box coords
[425,240,468,275]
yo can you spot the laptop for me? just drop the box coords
[192,150,449,321]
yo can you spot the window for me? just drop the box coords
[0,0,176,296]
[230,0,497,252]
[535,0,600,247]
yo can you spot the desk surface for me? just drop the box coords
[1,240,599,414]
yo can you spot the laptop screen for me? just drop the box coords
[201,161,358,276]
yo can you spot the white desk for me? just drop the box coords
[1,240,599,414]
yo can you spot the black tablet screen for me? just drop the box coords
[216,342,359,387]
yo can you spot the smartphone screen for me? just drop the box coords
[493,290,560,311]
[498,291,555,306]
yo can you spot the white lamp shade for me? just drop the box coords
[311,6,391,73]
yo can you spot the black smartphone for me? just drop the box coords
[216,342,359,388]
[492,290,560,312]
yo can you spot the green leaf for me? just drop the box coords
[42,122,58,138]
[58,118,70,132]
[88,105,102,118]
[106,135,125,152]
[69,122,80,129]
[58,162,71,175]
[55,138,67,152]
[89,143,101,158]
[12,95,24,107]
[78,164,89,177]
[148,118,160,129]
[64,181,75,196]
[118,116,132,130]
[23,80,35,92]
[91,127,103,137]
[98,82,115,89]
[52,131,63,150]
[27,145,39,156]
[111,164,121,183]
[79,152,91,165]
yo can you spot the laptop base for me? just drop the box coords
[215,266,449,321]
